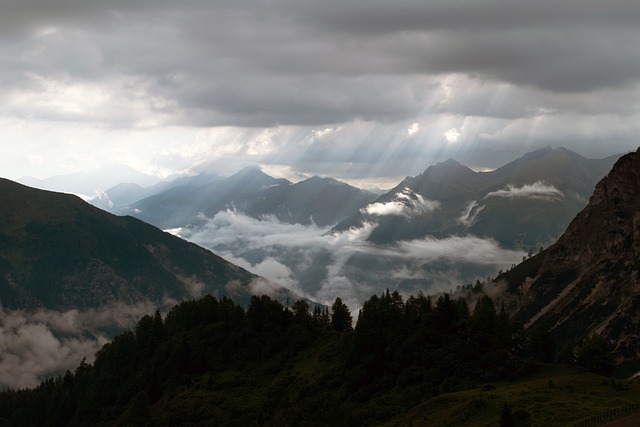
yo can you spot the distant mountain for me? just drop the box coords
[104,173,223,211]
[334,147,620,250]
[500,147,640,372]
[249,175,377,227]
[124,167,377,229]
[0,179,289,310]
[18,164,160,197]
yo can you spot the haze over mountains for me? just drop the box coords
[121,167,377,230]
[93,147,617,309]
[18,165,162,208]
[8,147,622,311]
[22,147,617,253]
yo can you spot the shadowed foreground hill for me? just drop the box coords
[500,147,640,374]
[0,178,269,309]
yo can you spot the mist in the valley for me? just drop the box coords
[0,188,530,390]
[0,300,174,390]
[178,210,525,311]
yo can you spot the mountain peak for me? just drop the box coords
[303,175,340,185]
[225,167,289,186]
[553,147,640,261]
[417,157,475,181]
[439,157,460,165]
[233,166,266,177]
[432,158,464,169]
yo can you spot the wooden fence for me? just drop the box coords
[574,403,640,427]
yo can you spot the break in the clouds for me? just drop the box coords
[485,181,564,200]
[1,0,640,184]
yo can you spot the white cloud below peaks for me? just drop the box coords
[485,181,564,201]
[362,188,440,217]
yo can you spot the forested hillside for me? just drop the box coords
[0,290,575,426]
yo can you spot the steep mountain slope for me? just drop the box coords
[500,147,640,371]
[334,147,620,249]
[125,167,376,229]
[335,159,493,243]
[0,179,271,310]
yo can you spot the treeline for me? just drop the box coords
[0,291,564,426]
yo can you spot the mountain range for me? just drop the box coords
[115,167,377,229]
[0,179,286,310]
[68,147,621,307]
[23,148,619,257]
[500,147,640,374]
[4,147,623,312]
[334,147,620,250]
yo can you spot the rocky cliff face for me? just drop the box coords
[551,148,640,264]
[503,147,640,371]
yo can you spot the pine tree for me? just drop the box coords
[331,297,353,332]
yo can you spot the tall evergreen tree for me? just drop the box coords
[331,297,353,332]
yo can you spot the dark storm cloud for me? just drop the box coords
[1,0,640,183]
[182,0,640,93]
[3,0,640,128]
[293,0,640,34]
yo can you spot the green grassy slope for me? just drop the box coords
[382,365,640,427]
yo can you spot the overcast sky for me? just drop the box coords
[2,0,640,188]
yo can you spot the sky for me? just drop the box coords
[2,0,640,189]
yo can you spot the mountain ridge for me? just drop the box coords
[334,147,621,250]
[0,178,289,310]
[124,168,377,229]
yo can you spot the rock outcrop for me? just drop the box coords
[502,147,640,372]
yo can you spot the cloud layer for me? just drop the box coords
[179,210,523,312]
[0,301,168,389]
[362,188,440,217]
[485,181,564,200]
